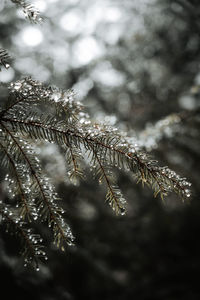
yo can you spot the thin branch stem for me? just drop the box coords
[90,143,122,214]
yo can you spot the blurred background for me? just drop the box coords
[0,0,200,299]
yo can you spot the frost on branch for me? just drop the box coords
[138,113,182,151]
[11,0,43,24]
[0,76,191,268]
[0,202,46,270]
[0,48,11,71]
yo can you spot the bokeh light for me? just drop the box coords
[21,26,43,47]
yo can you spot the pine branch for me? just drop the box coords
[90,145,126,215]
[0,48,11,71]
[11,0,43,24]
[65,145,84,185]
[1,77,83,122]
[0,204,45,270]
[138,113,182,151]
[0,76,192,267]
[0,141,33,219]
[0,122,74,250]
[1,113,191,202]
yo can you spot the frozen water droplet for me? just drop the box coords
[14,82,22,90]
[5,63,10,69]
[119,207,126,216]
[51,91,61,102]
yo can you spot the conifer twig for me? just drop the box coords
[0,76,192,268]
[11,0,43,24]
[0,48,11,71]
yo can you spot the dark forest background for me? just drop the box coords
[0,0,200,299]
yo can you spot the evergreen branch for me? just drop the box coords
[90,144,126,215]
[84,129,191,201]
[11,0,43,24]
[138,113,182,151]
[138,109,200,151]
[1,116,191,203]
[1,77,83,122]
[0,204,45,270]
[0,141,32,219]
[0,121,74,249]
[0,74,192,267]
[0,48,10,71]
[66,145,84,185]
